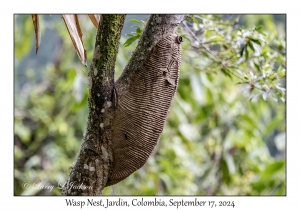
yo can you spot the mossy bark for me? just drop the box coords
[63,14,186,195]
[63,15,126,196]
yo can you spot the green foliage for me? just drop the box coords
[124,15,286,102]
[14,15,90,195]
[14,15,37,60]
[123,18,146,47]
[181,14,286,103]
[108,14,286,195]
[14,14,285,196]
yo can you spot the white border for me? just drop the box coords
[4,1,298,209]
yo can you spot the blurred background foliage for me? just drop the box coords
[14,14,286,195]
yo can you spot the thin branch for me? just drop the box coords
[183,21,244,81]
[182,21,264,91]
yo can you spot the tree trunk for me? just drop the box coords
[63,14,186,196]
[63,14,125,196]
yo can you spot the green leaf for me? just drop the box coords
[204,30,211,39]
[125,33,134,37]
[236,82,249,85]
[15,122,31,144]
[279,70,286,78]
[254,62,261,72]
[129,19,141,24]
[240,45,245,57]
[223,44,229,50]
[245,45,249,60]
[136,27,142,35]
[277,65,282,72]
[248,41,255,51]
[264,64,271,71]
[265,117,283,136]
[186,16,192,23]
[240,114,257,129]
[202,51,210,58]
[123,35,139,47]
[254,25,264,32]
[210,35,223,42]
[221,159,231,185]
[190,14,199,25]
[278,66,286,77]
[248,36,261,46]
[221,68,232,79]
[262,161,285,179]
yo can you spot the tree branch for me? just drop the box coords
[63,14,126,196]
[182,21,264,91]
[63,14,186,195]
[116,14,186,95]
[105,14,187,186]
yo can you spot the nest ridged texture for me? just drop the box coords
[106,34,182,186]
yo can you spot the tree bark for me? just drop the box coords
[116,15,186,94]
[63,14,186,196]
[63,14,126,196]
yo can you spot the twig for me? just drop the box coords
[182,21,264,91]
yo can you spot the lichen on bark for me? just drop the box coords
[63,15,125,196]
[63,14,186,196]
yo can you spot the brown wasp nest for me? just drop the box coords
[106,33,183,186]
